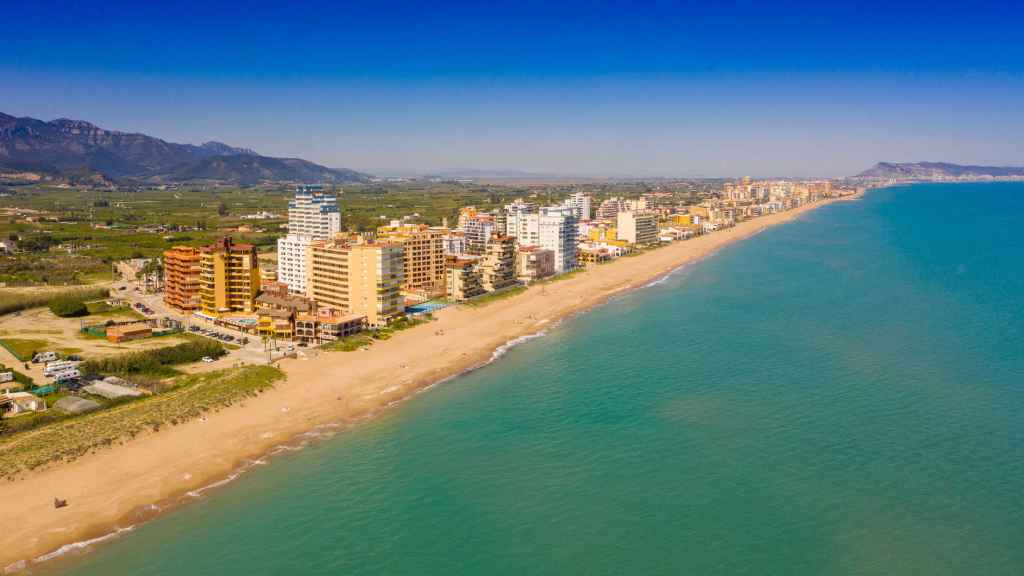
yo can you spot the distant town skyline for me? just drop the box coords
[5,1,1022,178]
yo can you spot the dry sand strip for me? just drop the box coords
[0,192,861,571]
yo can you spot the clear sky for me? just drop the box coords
[4,1,1023,177]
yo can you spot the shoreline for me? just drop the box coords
[0,191,862,572]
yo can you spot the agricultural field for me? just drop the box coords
[0,180,716,286]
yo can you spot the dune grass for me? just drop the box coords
[0,365,283,478]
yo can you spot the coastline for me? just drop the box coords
[0,192,862,572]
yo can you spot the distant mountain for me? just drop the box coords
[165,155,370,186]
[0,112,370,185]
[856,162,1024,180]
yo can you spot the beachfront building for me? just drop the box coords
[199,237,261,317]
[503,206,578,274]
[294,308,366,345]
[457,207,496,255]
[163,246,202,312]
[562,192,592,220]
[537,206,578,273]
[446,255,484,302]
[306,239,404,327]
[616,211,659,246]
[376,224,447,297]
[277,185,342,295]
[479,234,518,292]
[515,246,555,283]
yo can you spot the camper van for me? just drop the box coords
[52,368,81,384]
[33,351,59,364]
[44,360,78,377]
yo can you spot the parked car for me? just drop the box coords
[201,356,215,363]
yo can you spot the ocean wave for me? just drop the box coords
[185,467,248,499]
[32,526,135,564]
[489,330,548,362]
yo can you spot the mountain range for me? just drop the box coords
[856,162,1024,180]
[0,112,370,186]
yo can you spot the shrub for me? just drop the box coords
[0,287,108,317]
[81,340,226,376]
[48,296,89,318]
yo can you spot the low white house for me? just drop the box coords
[1,391,46,417]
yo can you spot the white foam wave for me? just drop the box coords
[185,468,245,499]
[32,526,135,564]
[489,330,547,362]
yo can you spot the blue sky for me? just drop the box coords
[4,1,1023,177]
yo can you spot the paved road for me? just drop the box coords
[111,281,288,366]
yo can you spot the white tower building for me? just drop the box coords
[277,185,341,294]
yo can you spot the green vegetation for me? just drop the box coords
[0,287,108,316]
[80,339,226,378]
[321,315,431,352]
[0,337,49,361]
[321,333,374,352]
[0,365,283,478]
[463,285,528,307]
[0,181,717,286]
[539,267,586,284]
[85,300,143,318]
[48,294,89,317]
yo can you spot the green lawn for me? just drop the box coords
[0,338,50,361]
[85,300,145,319]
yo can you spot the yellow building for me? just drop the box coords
[445,255,484,301]
[479,234,517,292]
[199,237,261,317]
[307,239,404,327]
[376,224,447,297]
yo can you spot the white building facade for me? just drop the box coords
[277,185,342,294]
[562,192,592,221]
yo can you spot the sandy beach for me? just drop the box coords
[0,193,860,572]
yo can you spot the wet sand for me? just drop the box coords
[0,193,860,572]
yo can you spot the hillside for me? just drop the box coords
[166,155,370,185]
[856,162,1024,180]
[0,112,370,185]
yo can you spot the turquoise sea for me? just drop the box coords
[43,183,1024,575]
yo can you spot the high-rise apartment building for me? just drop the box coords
[445,255,484,301]
[537,206,578,274]
[277,185,341,295]
[502,206,578,274]
[376,224,447,297]
[287,184,341,237]
[616,211,659,245]
[459,210,496,255]
[596,197,622,219]
[163,246,202,312]
[562,192,592,221]
[306,239,404,327]
[479,234,517,292]
[503,199,538,242]
[199,237,261,316]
